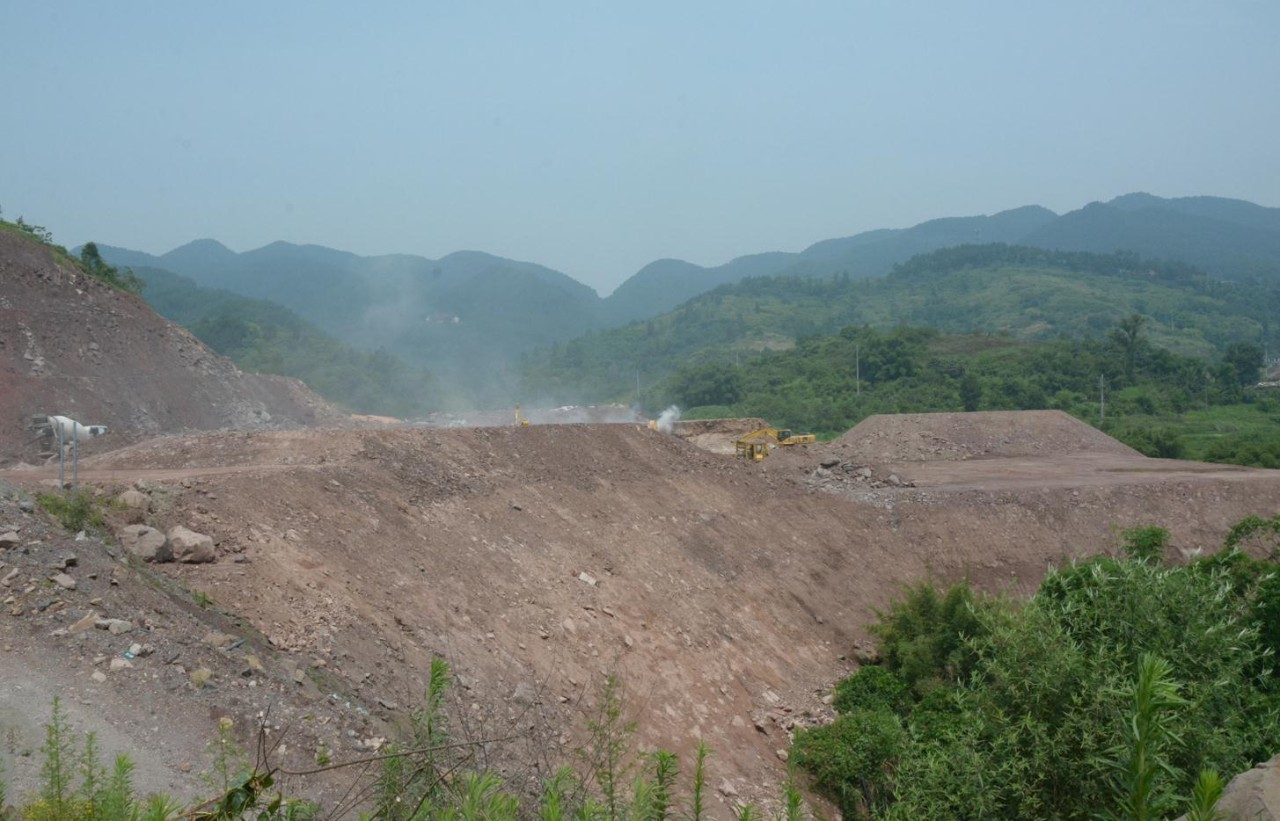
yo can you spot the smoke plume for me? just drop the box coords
[656,405,681,434]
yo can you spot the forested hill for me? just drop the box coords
[600,194,1280,322]
[1022,194,1280,282]
[521,244,1280,406]
[134,266,443,416]
[99,241,603,405]
[599,205,1057,323]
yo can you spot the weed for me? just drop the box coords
[36,490,106,534]
[205,717,249,796]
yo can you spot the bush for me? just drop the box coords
[869,581,987,697]
[832,666,909,715]
[1121,525,1169,562]
[798,517,1280,818]
[791,709,903,817]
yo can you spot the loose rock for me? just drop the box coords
[167,526,215,563]
[119,525,171,563]
[95,618,134,635]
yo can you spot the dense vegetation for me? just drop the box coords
[641,314,1276,465]
[135,267,444,417]
[522,245,1280,409]
[793,519,1280,818]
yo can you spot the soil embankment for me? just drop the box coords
[7,417,1280,808]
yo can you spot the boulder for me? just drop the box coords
[167,526,215,564]
[119,525,171,563]
[116,489,149,511]
[0,530,20,548]
[851,640,881,666]
[115,490,149,522]
[1211,753,1280,820]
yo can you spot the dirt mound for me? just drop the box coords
[833,410,1140,463]
[0,228,343,465]
[10,422,1280,810]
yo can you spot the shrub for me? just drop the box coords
[832,666,910,715]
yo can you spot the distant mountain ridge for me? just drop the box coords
[97,192,1280,404]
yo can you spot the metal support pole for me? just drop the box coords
[72,423,79,490]
[57,422,65,490]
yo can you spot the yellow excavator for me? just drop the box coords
[734,427,816,461]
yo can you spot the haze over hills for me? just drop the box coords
[97,192,1280,406]
[133,266,444,416]
[98,241,602,405]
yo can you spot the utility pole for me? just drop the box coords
[1099,374,1106,424]
[855,344,861,396]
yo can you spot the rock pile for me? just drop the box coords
[804,459,916,492]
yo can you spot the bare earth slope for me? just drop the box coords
[0,228,342,465]
[8,418,1280,809]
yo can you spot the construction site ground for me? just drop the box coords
[4,410,1280,813]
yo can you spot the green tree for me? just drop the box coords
[669,362,744,408]
[1110,314,1148,381]
[958,372,981,412]
[1222,342,1264,386]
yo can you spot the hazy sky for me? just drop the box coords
[3,1,1278,294]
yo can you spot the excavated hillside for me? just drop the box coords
[6,417,1280,810]
[0,227,342,466]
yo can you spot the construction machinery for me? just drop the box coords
[734,427,816,461]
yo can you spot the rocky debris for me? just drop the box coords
[166,526,215,563]
[204,630,241,651]
[0,530,20,549]
[0,484,383,809]
[95,617,134,634]
[804,460,916,492]
[118,524,172,563]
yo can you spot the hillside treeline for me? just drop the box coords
[522,245,1278,406]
